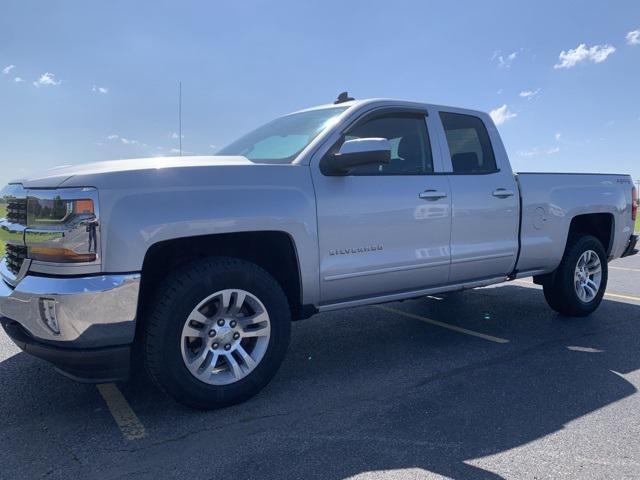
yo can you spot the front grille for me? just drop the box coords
[5,244,27,275]
[6,198,27,225]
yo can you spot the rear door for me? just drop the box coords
[311,109,452,304]
[436,111,519,283]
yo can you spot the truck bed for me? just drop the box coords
[514,172,635,276]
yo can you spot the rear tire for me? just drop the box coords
[542,235,608,317]
[144,257,291,409]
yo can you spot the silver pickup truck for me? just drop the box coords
[1,96,637,409]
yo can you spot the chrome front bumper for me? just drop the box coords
[0,268,140,348]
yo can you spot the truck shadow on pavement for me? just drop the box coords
[1,284,640,479]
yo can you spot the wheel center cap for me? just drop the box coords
[577,268,588,283]
[214,324,234,342]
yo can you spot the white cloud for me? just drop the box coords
[555,133,561,141]
[33,72,61,87]
[626,30,640,46]
[169,132,184,139]
[519,88,541,100]
[554,43,616,69]
[209,144,217,150]
[169,147,192,155]
[492,51,518,68]
[517,146,560,157]
[107,134,142,145]
[92,85,108,94]
[517,149,537,158]
[2,65,15,75]
[13,77,24,83]
[490,104,517,125]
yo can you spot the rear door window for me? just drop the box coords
[439,112,497,174]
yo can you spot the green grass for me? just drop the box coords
[636,216,640,234]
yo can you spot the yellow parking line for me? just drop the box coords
[605,292,640,302]
[512,279,640,302]
[376,305,510,344]
[97,383,147,440]
[610,266,640,273]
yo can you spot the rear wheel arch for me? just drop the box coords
[566,212,614,256]
[534,213,614,287]
[542,234,608,317]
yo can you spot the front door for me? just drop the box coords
[312,110,452,304]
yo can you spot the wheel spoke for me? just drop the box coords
[235,344,257,370]
[229,291,246,315]
[240,311,269,326]
[219,290,232,313]
[225,352,243,380]
[183,322,204,338]
[587,264,601,275]
[186,347,211,374]
[242,324,270,338]
[585,279,598,299]
[203,352,220,379]
[189,310,210,325]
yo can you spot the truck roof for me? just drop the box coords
[293,98,489,119]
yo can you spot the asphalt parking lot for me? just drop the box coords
[1,256,639,480]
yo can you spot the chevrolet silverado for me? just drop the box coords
[1,96,637,408]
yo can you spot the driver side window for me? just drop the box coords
[343,114,433,175]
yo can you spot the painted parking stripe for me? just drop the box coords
[610,266,640,273]
[376,305,510,344]
[512,279,640,303]
[604,292,640,302]
[97,383,147,440]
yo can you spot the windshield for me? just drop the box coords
[217,106,348,163]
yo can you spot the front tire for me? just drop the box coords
[144,257,291,409]
[543,235,608,317]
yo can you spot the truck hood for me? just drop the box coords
[11,156,255,188]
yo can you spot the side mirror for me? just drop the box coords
[321,138,391,175]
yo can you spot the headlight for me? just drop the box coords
[27,197,95,226]
[24,189,100,265]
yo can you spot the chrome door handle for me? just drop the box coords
[492,188,515,198]
[419,190,448,200]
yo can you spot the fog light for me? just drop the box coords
[39,298,60,334]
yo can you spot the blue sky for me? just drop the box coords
[1,0,639,186]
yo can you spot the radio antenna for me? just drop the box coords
[178,81,182,156]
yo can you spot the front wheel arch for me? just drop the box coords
[143,256,292,409]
